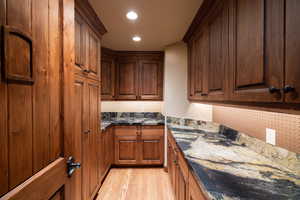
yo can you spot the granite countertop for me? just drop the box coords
[168,123,300,200]
[101,118,165,130]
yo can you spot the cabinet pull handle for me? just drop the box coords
[82,69,90,73]
[269,86,280,94]
[84,130,90,134]
[283,85,295,94]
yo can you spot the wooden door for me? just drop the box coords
[285,0,300,103]
[177,166,188,200]
[75,12,86,72]
[87,30,101,80]
[228,0,284,102]
[205,2,228,101]
[140,126,164,165]
[0,0,77,199]
[101,57,115,100]
[139,60,163,100]
[188,30,208,101]
[115,59,138,100]
[188,172,206,200]
[87,79,100,199]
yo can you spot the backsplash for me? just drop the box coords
[167,116,300,174]
[102,112,165,121]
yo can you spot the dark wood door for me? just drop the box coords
[188,30,208,101]
[75,12,86,72]
[177,165,188,200]
[140,126,164,165]
[285,0,300,103]
[0,0,76,199]
[139,60,163,100]
[87,30,100,80]
[114,126,139,164]
[228,0,284,102]
[205,2,229,101]
[116,59,138,100]
[101,57,115,100]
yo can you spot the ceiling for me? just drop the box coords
[89,0,203,51]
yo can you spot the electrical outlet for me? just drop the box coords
[266,128,276,145]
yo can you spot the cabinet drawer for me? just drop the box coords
[141,125,164,137]
[114,126,138,136]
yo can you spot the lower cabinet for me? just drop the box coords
[168,132,207,200]
[100,125,114,182]
[114,125,164,165]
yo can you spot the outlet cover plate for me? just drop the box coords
[266,128,276,145]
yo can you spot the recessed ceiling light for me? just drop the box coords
[132,36,141,42]
[126,11,138,20]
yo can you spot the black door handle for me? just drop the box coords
[283,85,295,93]
[67,156,81,177]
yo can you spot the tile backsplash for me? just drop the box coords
[213,106,300,154]
[101,112,164,121]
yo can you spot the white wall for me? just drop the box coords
[101,101,163,112]
[163,42,212,122]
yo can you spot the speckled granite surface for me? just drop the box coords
[100,112,165,130]
[167,117,300,200]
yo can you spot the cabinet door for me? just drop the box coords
[115,136,139,164]
[285,0,300,103]
[87,30,101,80]
[177,165,188,200]
[87,80,100,198]
[140,126,164,165]
[205,2,229,101]
[139,60,163,100]
[116,60,138,100]
[229,0,284,102]
[101,57,115,100]
[114,126,139,164]
[188,172,206,200]
[75,12,85,71]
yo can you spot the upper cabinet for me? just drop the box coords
[75,0,106,81]
[185,0,300,111]
[101,49,164,101]
[285,0,300,103]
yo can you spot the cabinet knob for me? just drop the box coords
[83,69,90,73]
[269,86,280,94]
[283,85,295,94]
[84,130,90,134]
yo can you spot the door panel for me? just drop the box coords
[0,0,74,199]
[88,31,100,79]
[229,0,284,102]
[101,58,115,100]
[116,61,138,100]
[75,13,85,69]
[139,60,163,100]
[285,0,300,103]
[88,81,100,198]
[115,136,138,164]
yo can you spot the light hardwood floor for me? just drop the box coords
[96,168,175,200]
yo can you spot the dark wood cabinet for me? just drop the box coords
[100,126,114,182]
[116,59,139,100]
[168,131,206,200]
[186,0,300,112]
[101,48,116,100]
[140,126,164,165]
[139,60,163,100]
[229,0,284,103]
[74,75,101,200]
[101,49,164,101]
[285,0,300,103]
[75,12,101,81]
[114,125,164,165]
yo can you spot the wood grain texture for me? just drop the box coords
[97,168,174,200]
[285,0,300,103]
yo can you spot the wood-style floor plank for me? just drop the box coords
[97,168,174,200]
